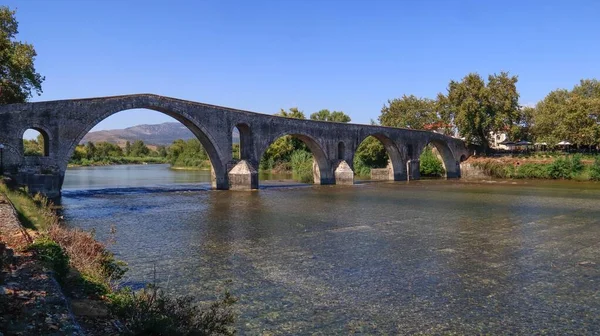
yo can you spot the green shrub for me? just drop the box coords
[108,285,236,336]
[472,160,514,178]
[419,147,445,177]
[590,156,600,181]
[547,157,572,179]
[571,154,584,173]
[290,150,314,183]
[516,163,549,179]
[353,157,371,178]
[28,237,70,281]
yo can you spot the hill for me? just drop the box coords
[81,122,240,146]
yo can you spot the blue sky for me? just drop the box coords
[8,0,600,132]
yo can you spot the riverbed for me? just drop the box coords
[60,164,600,334]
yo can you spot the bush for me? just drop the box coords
[590,156,600,181]
[419,147,445,177]
[472,160,514,179]
[547,157,572,179]
[571,154,584,173]
[290,150,314,183]
[28,237,70,281]
[516,163,549,179]
[108,284,236,336]
[353,157,372,178]
[47,223,127,294]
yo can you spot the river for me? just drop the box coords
[60,164,600,334]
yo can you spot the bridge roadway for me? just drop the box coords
[0,94,469,197]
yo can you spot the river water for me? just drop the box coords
[61,164,600,334]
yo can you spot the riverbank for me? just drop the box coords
[68,156,168,167]
[465,155,600,181]
[0,181,236,335]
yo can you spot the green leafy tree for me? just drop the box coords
[275,107,305,119]
[531,79,600,147]
[129,140,150,157]
[379,95,437,129]
[310,109,351,123]
[0,6,44,105]
[124,141,131,156]
[419,146,445,177]
[353,137,388,177]
[85,141,97,159]
[442,72,520,153]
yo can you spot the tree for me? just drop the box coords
[309,109,351,123]
[275,107,305,119]
[0,7,44,105]
[124,141,131,156]
[129,140,150,157]
[441,72,519,153]
[531,80,600,147]
[379,95,437,129]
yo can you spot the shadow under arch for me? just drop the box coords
[258,131,332,184]
[63,105,226,184]
[356,133,407,181]
[422,139,460,178]
[22,126,50,157]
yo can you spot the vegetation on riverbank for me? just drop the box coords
[0,181,236,335]
[469,155,600,181]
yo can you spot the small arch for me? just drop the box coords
[22,128,49,157]
[354,134,405,180]
[460,154,467,162]
[422,139,459,178]
[337,141,345,160]
[233,123,253,161]
[259,132,331,184]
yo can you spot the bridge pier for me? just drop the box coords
[228,160,258,190]
[407,159,420,181]
[333,160,354,185]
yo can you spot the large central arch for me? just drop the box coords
[61,104,226,186]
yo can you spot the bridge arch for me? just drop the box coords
[232,122,253,161]
[355,133,407,181]
[22,126,51,157]
[420,139,460,178]
[258,131,332,184]
[62,104,227,186]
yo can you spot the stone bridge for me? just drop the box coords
[0,94,469,197]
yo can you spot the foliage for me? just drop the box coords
[168,139,211,169]
[275,107,305,119]
[379,95,437,130]
[531,79,600,147]
[23,134,44,156]
[108,284,236,336]
[28,237,70,281]
[353,136,388,177]
[0,6,44,105]
[471,160,515,179]
[310,109,351,122]
[130,140,151,157]
[440,72,520,152]
[290,150,314,183]
[547,157,573,179]
[515,163,549,179]
[590,156,600,181]
[419,147,445,177]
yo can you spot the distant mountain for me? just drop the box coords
[81,122,240,146]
